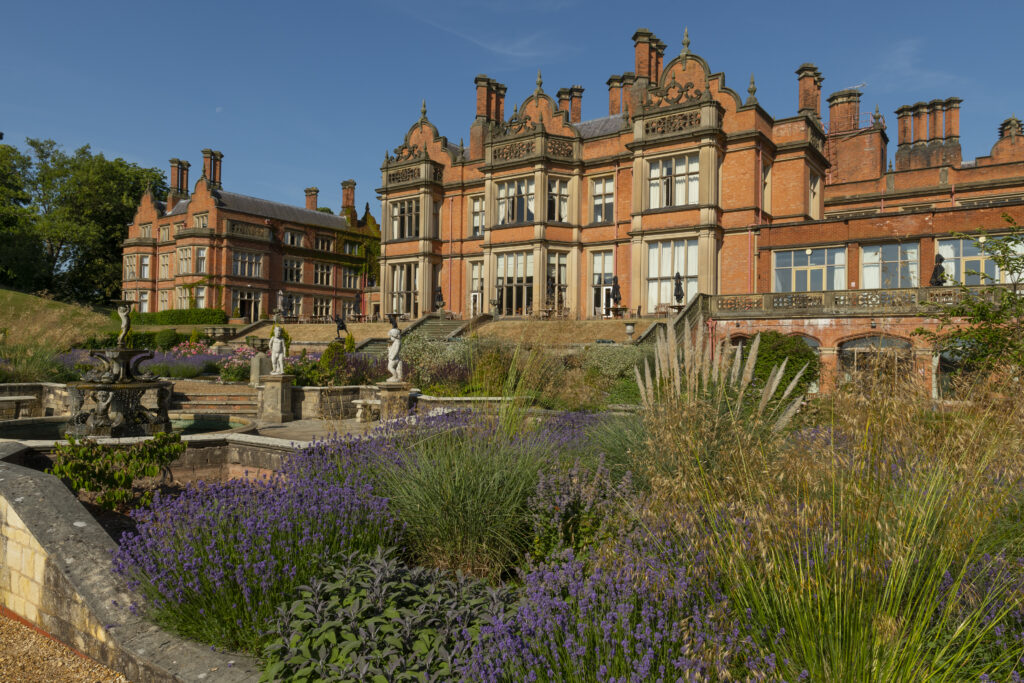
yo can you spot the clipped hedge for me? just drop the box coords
[110,308,228,325]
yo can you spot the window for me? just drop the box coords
[139,224,152,239]
[173,222,184,234]
[936,237,1020,285]
[193,214,208,230]
[647,239,698,308]
[284,231,303,247]
[159,225,170,242]
[497,178,535,225]
[232,251,262,278]
[391,199,420,240]
[159,290,169,311]
[175,287,188,309]
[124,255,136,280]
[315,235,335,251]
[592,176,614,223]
[343,241,359,255]
[809,172,822,220]
[546,252,568,310]
[283,258,302,283]
[342,299,359,317]
[314,263,332,286]
[773,247,846,292]
[547,178,569,222]
[468,261,484,316]
[470,195,485,237]
[839,336,912,382]
[176,247,192,274]
[592,250,615,317]
[342,266,359,289]
[862,243,918,289]
[159,254,170,279]
[313,297,331,317]
[648,154,699,209]
[495,251,534,315]
[390,262,419,316]
[195,247,207,273]
[194,287,206,309]
[761,161,772,214]
[139,255,150,279]
[136,290,148,312]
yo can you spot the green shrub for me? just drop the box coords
[343,332,356,353]
[579,344,650,381]
[737,331,819,397]
[188,328,202,344]
[154,329,182,351]
[109,308,228,325]
[261,548,517,682]
[49,432,186,511]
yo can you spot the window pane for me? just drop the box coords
[863,263,880,289]
[881,243,899,262]
[794,251,809,267]
[775,250,792,268]
[661,244,671,276]
[810,269,823,291]
[648,245,658,278]
[686,240,699,276]
[810,249,826,266]
[796,270,808,292]
[775,268,791,292]
[862,245,880,264]
[648,281,658,307]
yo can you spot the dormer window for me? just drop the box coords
[193,214,209,230]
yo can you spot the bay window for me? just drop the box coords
[391,199,420,240]
[547,178,569,222]
[495,251,534,315]
[647,239,698,308]
[648,154,699,209]
[497,178,535,225]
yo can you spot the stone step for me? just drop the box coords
[171,403,258,416]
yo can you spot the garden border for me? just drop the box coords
[0,439,265,682]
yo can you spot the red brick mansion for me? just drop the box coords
[377,27,1024,392]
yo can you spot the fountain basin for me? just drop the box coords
[0,413,254,442]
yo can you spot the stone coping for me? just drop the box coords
[0,441,260,682]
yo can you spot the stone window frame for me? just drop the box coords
[547,177,570,223]
[647,153,699,210]
[646,238,699,309]
[342,266,359,289]
[469,195,485,237]
[313,297,331,317]
[773,246,846,293]
[158,290,170,311]
[194,286,206,309]
[496,177,536,226]
[389,261,419,317]
[138,290,149,312]
[284,230,304,247]
[937,235,1024,286]
[861,242,919,290]
[176,247,192,275]
[390,198,421,240]
[809,172,822,220]
[314,262,332,286]
[139,255,150,279]
[159,224,170,242]
[282,257,303,284]
[159,253,170,279]
[315,234,335,252]
[231,250,263,279]
[591,175,614,224]
[192,213,209,230]
[139,223,152,239]
[124,255,137,280]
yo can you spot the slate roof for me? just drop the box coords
[166,191,350,231]
[574,114,626,139]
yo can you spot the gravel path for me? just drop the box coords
[0,613,129,682]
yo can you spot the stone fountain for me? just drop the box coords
[65,301,172,438]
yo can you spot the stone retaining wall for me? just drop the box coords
[0,383,67,418]
[0,440,263,681]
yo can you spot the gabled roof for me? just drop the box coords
[165,190,351,231]
[574,114,626,139]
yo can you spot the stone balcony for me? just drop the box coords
[709,285,1012,319]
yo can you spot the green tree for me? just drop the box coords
[0,144,42,289]
[915,214,1024,373]
[11,138,166,302]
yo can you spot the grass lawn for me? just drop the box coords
[0,288,116,348]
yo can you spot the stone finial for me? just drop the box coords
[872,104,882,126]
[702,72,712,101]
[536,69,544,94]
[420,100,428,121]
[746,74,757,105]
[681,27,690,58]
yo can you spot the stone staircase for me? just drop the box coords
[410,315,466,339]
[170,382,259,418]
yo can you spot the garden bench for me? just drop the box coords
[352,398,381,423]
[0,395,39,419]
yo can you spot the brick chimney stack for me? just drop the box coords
[796,63,823,118]
[341,179,356,211]
[557,87,571,116]
[201,149,214,181]
[827,89,861,133]
[495,82,506,122]
[211,151,223,188]
[569,85,584,123]
[895,106,913,146]
[632,28,654,82]
[653,40,666,82]
[895,98,962,170]
[305,187,319,210]
[928,99,944,141]
[912,103,929,144]
[474,74,491,120]
[607,75,623,116]
[944,97,962,141]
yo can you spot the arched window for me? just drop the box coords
[839,336,912,380]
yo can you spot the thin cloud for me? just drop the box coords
[419,16,553,60]
[869,38,964,93]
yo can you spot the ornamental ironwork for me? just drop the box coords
[387,167,421,184]
[547,138,573,158]
[493,140,535,161]
[644,110,701,137]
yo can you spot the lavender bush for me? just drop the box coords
[138,350,221,378]
[113,438,400,652]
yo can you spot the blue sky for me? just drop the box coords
[2,0,1021,215]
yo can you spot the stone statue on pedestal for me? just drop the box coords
[386,327,404,382]
[269,326,286,375]
[116,304,132,348]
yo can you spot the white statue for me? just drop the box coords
[386,327,404,382]
[269,326,286,375]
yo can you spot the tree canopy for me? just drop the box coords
[0,138,166,303]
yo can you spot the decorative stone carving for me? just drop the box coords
[386,327,404,382]
[833,290,917,309]
[643,111,702,137]
[717,295,764,312]
[389,143,420,162]
[652,74,703,107]
[493,111,537,138]
[228,221,271,240]
[547,139,573,158]
[493,141,535,161]
[432,165,444,182]
[387,167,420,184]
[771,293,823,310]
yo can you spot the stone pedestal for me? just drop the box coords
[250,353,271,386]
[376,382,412,421]
[260,374,294,424]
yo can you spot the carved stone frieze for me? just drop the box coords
[388,143,419,162]
[493,140,535,161]
[770,293,823,309]
[832,290,917,309]
[547,138,573,158]
[387,167,421,184]
[493,113,537,139]
[643,110,702,137]
[716,295,763,312]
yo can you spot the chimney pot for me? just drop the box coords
[607,75,623,116]
[341,179,356,211]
